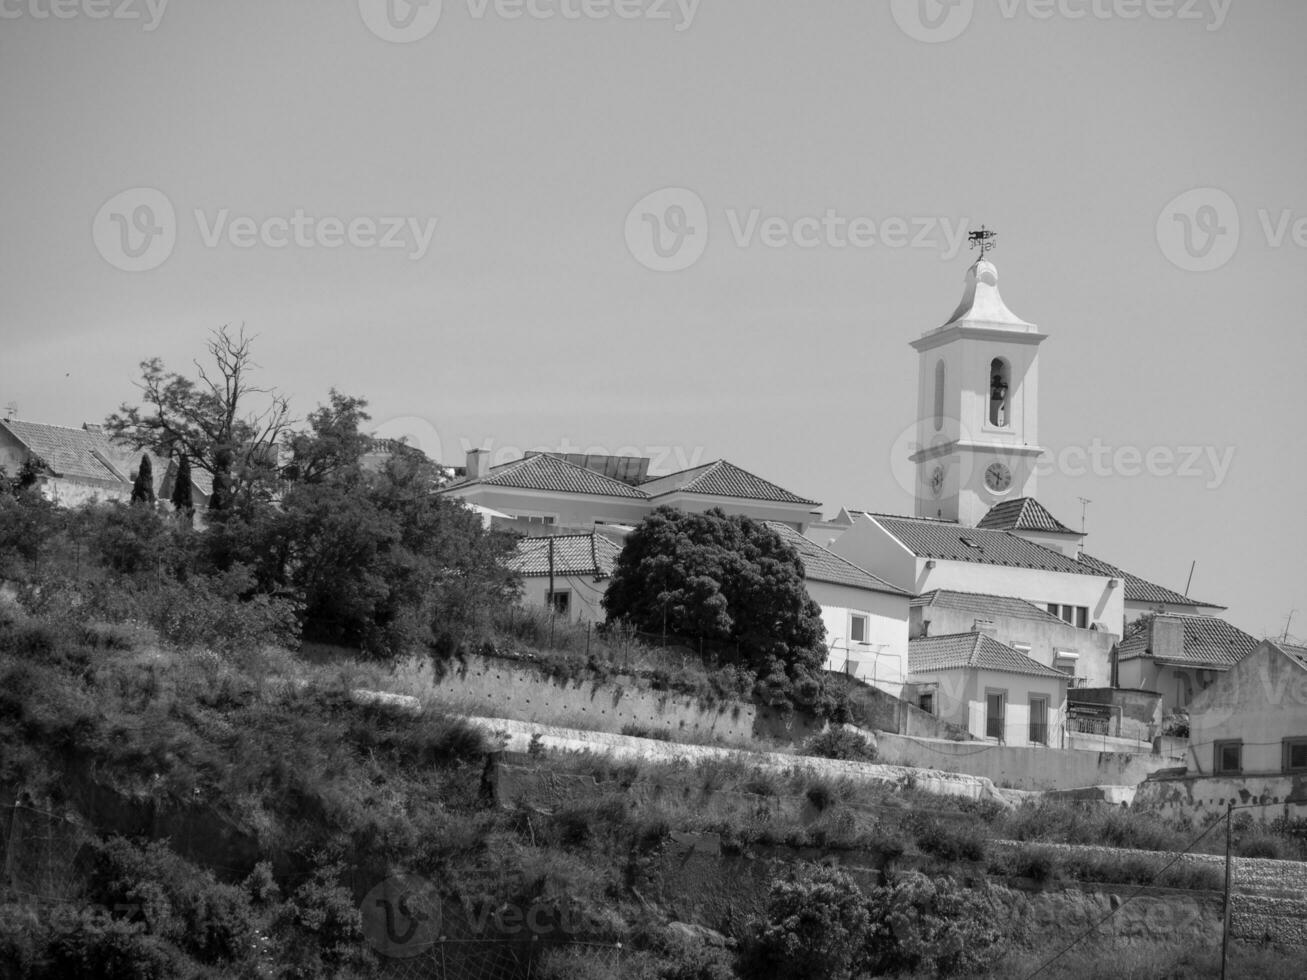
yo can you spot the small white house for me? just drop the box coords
[1116,613,1258,714]
[765,522,911,697]
[904,631,1070,747]
[504,531,623,624]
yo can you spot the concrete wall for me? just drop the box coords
[1118,657,1222,714]
[874,731,1183,791]
[1068,687,1164,741]
[1135,772,1307,823]
[823,671,970,741]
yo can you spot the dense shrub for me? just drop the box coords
[740,865,873,980]
[863,872,1004,978]
[802,727,876,762]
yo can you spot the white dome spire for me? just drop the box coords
[941,258,1035,331]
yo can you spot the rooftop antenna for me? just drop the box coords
[1283,610,1297,643]
[968,225,997,258]
[1076,497,1091,535]
[1184,560,1197,597]
[2,402,15,421]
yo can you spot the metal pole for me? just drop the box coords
[548,537,555,649]
[1221,802,1233,979]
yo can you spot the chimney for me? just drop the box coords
[1151,616,1185,661]
[466,449,490,481]
[973,619,998,638]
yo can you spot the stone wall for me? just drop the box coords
[428,653,824,745]
[875,732,1183,792]
[823,670,970,740]
[1134,771,1307,822]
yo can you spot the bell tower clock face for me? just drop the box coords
[984,462,1012,494]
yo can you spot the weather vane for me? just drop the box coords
[968,225,997,258]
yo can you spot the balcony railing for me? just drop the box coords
[985,716,1005,740]
[1029,722,1049,745]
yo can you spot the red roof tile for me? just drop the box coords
[765,522,908,596]
[641,460,818,506]
[506,532,623,578]
[910,632,1069,679]
[1117,614,1257,669]
[977,497,1077,534]
[858,513,1097,575]
[459,453,650,499]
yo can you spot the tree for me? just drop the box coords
[602,507,827,683]
[171,454,194,517]
[741,865,873,980]
[130,454,155,505]
[106,326,292,512]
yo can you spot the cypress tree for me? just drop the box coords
[130,454,155,505]
[171,454,194,518]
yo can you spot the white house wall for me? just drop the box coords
[519,575,609,624]
[809,580,909,697]
[909,668,1067,747]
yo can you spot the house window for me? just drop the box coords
[548,590,571,617]
[1046,603,1089,628]
[517,514,556,526]
[985,690,1007,741]
[1029,696,1049,745]
[849,614,869,644]
[1214,741,1242,775]
[918,692,935,715]
[933,360,945,432]
[988,357,1010,427]
[1283,739,1307,773]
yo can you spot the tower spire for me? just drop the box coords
[968,224,997,258]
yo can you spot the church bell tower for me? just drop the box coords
[909,233,1048,526]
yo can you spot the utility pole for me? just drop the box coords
[1221,802,1233,979]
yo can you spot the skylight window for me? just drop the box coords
[959,537,983,550]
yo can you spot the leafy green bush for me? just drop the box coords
[911,814,988,863]
[863,872,1004,978]
[740,864,873,980]
[802,728,876,762]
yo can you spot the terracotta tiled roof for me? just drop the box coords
[1,419,126,484]
[1277,642,1307,671]
[912,590,1068,627]
[506,533,623,578]
[764,522,908,596]
[977,497,1077,534]
[1117,614,1257,669]
[462,453,650,499]
[640,460,818,506]
[909,632,1069,679]
[1076,553,1217,609]
[859,514,1096,575]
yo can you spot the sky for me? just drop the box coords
[1,0,1303,642]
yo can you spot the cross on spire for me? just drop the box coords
[968,224,997,258]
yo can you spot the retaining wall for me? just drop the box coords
[874,732,1183,792]
[1134,771,1307,822]
[429,653,823,745]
